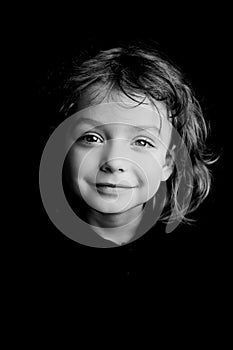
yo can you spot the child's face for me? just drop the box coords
[65,91,173,215]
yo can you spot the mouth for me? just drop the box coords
[94,183,136,195]
[96,183,135,189]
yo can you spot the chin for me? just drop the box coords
[78,182,146,214]
[91,202,133,214]
[87,196,143,215]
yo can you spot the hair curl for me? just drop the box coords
[58,40,218,224]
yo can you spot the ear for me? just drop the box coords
[161,145,176,181]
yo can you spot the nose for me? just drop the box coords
[100,139,128,173]
[100,161,125,173]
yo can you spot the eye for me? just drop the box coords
[134,138,156,148]
[78,134,103,144]
[77,134,156,148]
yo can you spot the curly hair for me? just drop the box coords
[58,40,218,225]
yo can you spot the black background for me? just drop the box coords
[21,5,229,291]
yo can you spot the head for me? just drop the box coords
[64,91,175,217]
[60,41,215,226]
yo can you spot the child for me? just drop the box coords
[52,40,217,246]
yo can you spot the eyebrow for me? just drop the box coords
[74,117,160,133]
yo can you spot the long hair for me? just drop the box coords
[58,40,218,224]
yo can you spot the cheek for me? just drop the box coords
[68,148,99,180]
[141,158,163,199]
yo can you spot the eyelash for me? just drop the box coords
[78,134,156,148]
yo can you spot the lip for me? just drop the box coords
[93,183,136,196]
[96,183,136,189]
[96,186,133,195]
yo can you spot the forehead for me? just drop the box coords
[68,90,173,148]
[75,90,168,129]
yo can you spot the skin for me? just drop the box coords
[65,88,174,245]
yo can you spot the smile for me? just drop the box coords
[96,183,135,188]
[95,184,135,195]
